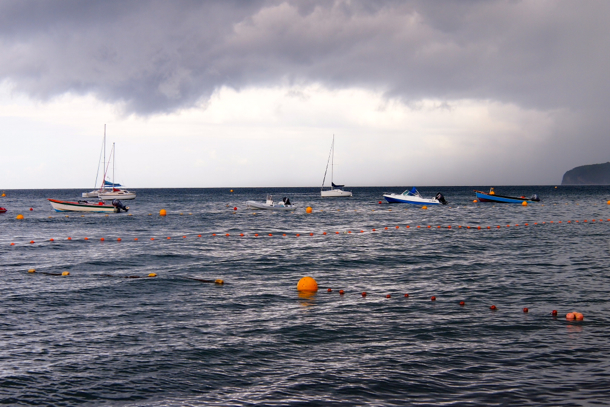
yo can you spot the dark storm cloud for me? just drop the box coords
[0,0,609,115]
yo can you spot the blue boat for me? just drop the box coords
[475,188,540,204]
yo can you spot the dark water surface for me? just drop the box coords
[1,186,609,406]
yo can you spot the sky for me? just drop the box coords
[1,0,609,189]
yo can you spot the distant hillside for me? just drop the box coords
[561,162,610,185]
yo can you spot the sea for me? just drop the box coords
[1,186,609,406]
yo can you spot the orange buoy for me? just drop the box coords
[306,206,312,214]
[10,243,14,246]
[566,312,575,320]
[323,231,327,235]
[574,312,584,320]
[159,209,167,216]
[226,233,230,237]
[459,301,465,306]
[134,238,138,241]
[473,199,478,203]
[339,290,345,295]
[30,240,35,244]
[84,237,89,240]
[327,288,332,293]
[310,233,313,236]
[151,237,155,240]
[254,233,258,237]
[269,234,273,237]
[67,237,72,240]
[183,236,187,238]
[490,305,497,310]
[117,238,122,242]
[523,307,529,313]
[100,237,105,241]
[296,276,318,292]
[198,234,202,237]
[49,238,54,242]
[431,296,436,301]
[167,237,171,240]
[522,201,528,206]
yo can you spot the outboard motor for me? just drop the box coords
[282,197,291,206]
[531,194,540,202]
[435,193,448,205]
[112,199,129,212]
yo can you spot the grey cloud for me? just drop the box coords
[0,0,609,115]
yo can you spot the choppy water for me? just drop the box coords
[1,186,609,406]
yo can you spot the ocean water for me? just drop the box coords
[1,186,609,406]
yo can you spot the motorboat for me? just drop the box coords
[321,135,352,197]
[475,188,540,203]
[383,187,447,205]
[48,199,129,213]
[246,195,296,211]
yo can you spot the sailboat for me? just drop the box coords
[97,142,136,200]
[82,125,111,198]
[321,135,352,197]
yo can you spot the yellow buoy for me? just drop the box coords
[215,279,224,285]
[62,271,70,276]
[16,214,24,220]
[28,269,36,273]
[522,201,528,206]
[297,276,318,292]
[306,206,313,214]
[230,189,234,192]
[148,273,157,277]
[159,209,167,216]
[422,206,427,210]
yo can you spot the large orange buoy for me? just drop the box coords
[522,201,528,206]
[159,209,167,216]
[473,199,478,203]
[16,214,24,220]
[306,206,313,214]
[296,276,318,292]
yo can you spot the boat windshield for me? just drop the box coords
[402,187,421,197]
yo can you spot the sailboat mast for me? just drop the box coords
[101,124,106,191]
[331,135,334,187]
[112,142,115,189]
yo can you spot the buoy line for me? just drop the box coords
[6,217,610,246]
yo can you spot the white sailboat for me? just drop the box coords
[321,135,352,197]
[97,143,136,200]
[82,125,111,198]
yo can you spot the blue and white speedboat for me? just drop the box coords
[383,187,447,205]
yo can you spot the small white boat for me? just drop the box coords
[383,188,447,205]
[246,195,296,211]
[321,135,352,197]
[48,199,129,213]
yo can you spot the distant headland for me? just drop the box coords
[561,162,610,185]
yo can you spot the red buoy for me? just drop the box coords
[459,301,465,306]
[233,207,237,210]
[327,288,332,293]
[551,310,558,316]
[490,305,497,310]
[523,307,529,313]
[404,293,409,298]
[362,292,367,297]
[431,296,436,301]
[386,294,391,298]
[339,290,345,295]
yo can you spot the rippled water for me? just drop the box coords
[1,186,609,406]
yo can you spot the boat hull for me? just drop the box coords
[321,189,352,197]
[383,194,440,205]
[246,201,295,211]
[48,199,122,213]
[475,191,536,203]
[98,190,136,200]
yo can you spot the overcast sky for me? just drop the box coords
[1,0,609,189]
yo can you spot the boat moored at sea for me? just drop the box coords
[475,188,540,203]
[321,135,352,197]
[383,187,447,205]
[48,199,129,213]
[246,195,296,211]
[0,207,7,213]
